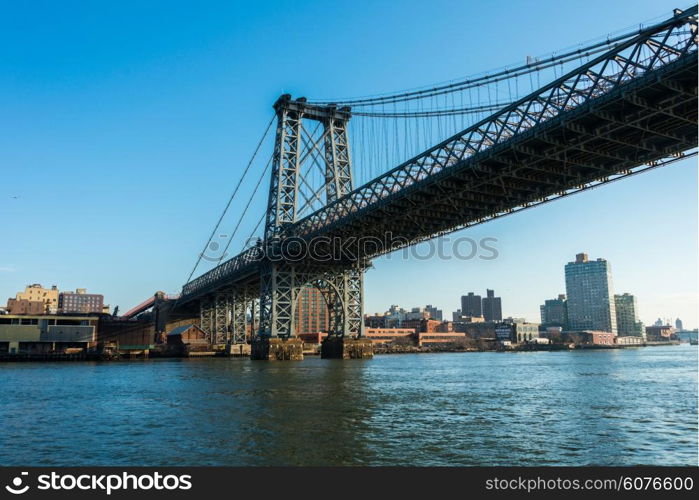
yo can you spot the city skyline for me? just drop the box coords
[364,240,696,330]
[0,0,696,329]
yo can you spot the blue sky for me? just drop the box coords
[0,0,696,328]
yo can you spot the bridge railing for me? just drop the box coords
[289,7,697,239]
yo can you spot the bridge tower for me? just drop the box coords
[252,95,372,360]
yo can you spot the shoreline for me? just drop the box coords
[0,340,688,362]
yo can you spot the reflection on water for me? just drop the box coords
[0,345,696,466]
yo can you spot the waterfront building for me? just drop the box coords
[617,336,644,345]
[564,330,616,346]
[645,325,675,341]
[540,294,568,328]
[675,318,683,330]
[424,305,443,321]
[614,293,644,337]
[364,328,415,344]
[294,286,329,336]
[564,253,617,334]
[495,319,540,343]
[416,331,467,346]
[460,292,482,318]
[0,314,98,355]
[59,289,104,315]
[481,289,502,322]
[6,284,59,315]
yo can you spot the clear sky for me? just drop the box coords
[0,0,696,328]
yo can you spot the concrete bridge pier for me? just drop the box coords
[251,337,304,360]
[320,336,373,359]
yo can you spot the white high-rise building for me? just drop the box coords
[564,253,617,334]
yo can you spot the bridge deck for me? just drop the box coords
[180,10,697,303]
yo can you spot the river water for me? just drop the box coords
[0,345,696,466]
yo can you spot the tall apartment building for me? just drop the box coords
[614,293,644,337]
[294,286,329,336]
[565,253,617,334]
[59,289,104,314]
[481,289,502,322]
[540,294,568,328]
[460,292,482,318]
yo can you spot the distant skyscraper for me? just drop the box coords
[565,253,617,334]
[614,293,644,337]
[481,289,502,322]
[461,292,482,317]
[675,318,683,330]
[540,294,568,328]
[425,305,443,321]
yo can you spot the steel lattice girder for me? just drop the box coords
[289,10,697,243]
[212,293,233,345]
[179,8,697,304]
[199,296,215,343]
[264,95,354,241]
[258,260,365,338]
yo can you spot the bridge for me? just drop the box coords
[151,7,696,359]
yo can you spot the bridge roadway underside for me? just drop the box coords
[297,55,697,255]
[177,53,697,303]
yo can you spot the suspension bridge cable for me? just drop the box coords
[182,114,275,286]
[307,26,648,107]
[353,101,508,118]
[217,153,274,265]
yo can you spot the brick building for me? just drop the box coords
[6,284,59,315]
[294,286,329,336]
[364,328,415,344]
[59,289,104,314]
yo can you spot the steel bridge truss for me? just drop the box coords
[290,8,698,246]
[258,96,365,338]
[264,95,354,240]
[180,8,698,338]
[258,261,364,338]
[199,285,258,346]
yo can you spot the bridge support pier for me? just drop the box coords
[251,337,304,361]
[320,336,373,359]
[255,260,370,360]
